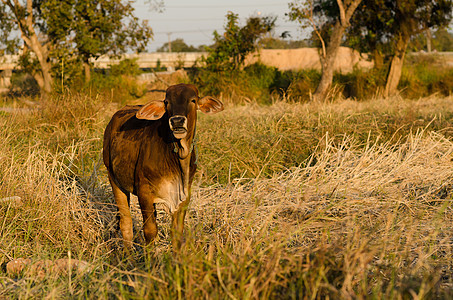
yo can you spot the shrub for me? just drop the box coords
[334,67,387,100]
[399,54,453,98]
[8,72,40,97]
[110,58,142,77]
[191,52,453,103]
[284,69,321,100]
[83,58,146,104]
[189,63,277,104]
[190,63,319,103]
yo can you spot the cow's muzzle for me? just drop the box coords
[169,115,188,139]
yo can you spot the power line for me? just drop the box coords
[153,24,299,35]
[150,17,222,22]
[164,3,284,8]
[154,28,222,34]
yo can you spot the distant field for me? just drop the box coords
[0,94,452,298]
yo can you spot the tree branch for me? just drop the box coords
[345,0,362,21]
[337,0,346,27]
[25,0,33,31]
[304,2,327,58]
[6,0,28,41]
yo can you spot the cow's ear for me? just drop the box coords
[136,101,166,120]
[198,96,224,114]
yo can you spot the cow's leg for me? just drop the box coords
[171,197,190,250]
[108,173,133,247]
[137,188,158,245]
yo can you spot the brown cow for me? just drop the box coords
[103,83,223,248]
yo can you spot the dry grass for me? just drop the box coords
[0,93,452,298]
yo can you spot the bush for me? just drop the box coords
[192,53,453,103]
[399,54,453,98]
[189,63,276,103]
[189,63,320,103]
[84,58,146,104]
[334,67,387,100]
[8,72,40,97]
[110,58,142,77]
[284,69,321,100]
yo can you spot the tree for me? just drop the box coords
[1,0,55,94]
[0,3,20,55]
[157,38,201,52]
[205,12,276,72]
[383,1,452,97]
[346,0,393,70]
[0,0,153,92]
[45,0,152,83]
[288,0,362,102]
[408,28,453,52]
[347,0,453,97]
[432,28,453,51]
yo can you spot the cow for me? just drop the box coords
[103,83,224,248]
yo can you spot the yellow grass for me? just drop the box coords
[0,94,452,298]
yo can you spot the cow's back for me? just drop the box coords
[103,105,151,193]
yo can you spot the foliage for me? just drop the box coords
[287,0,339,41]
[157,38,203,52]
[190,62,318,103]
[408,28,453,52]
[204,12,276,72]
[259,36,311,49]
[110,58,143,77]
[399,54,453,98]
[287,0,363,101]
[0,3,20,55]
[348,0,453,62]
[432,27,453,51]
[70,0,153,63]
[87,76,146,105]
[191,53,453,103]
[36,0,153,63]
[0,0,153,92]
[8,73,40,97]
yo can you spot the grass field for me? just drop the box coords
[0,92,452,298]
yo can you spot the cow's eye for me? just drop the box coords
[191,99,196,103]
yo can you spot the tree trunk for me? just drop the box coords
[33,72,44,90]
[425,29,432,52]
[312,0,362,102]
[27,35,53,94]
[39,59,53,94]
[6,0,53,95]
[373,49,384,70]
[384,33,410,98]
[313,22,345,102]
[84,61,91,84]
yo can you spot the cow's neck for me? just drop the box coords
[176,137,192,160]
[172,132,196,161]
[173,135,194,205]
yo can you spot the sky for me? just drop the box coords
[133,0,304,52]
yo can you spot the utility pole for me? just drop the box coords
[426,29,432,53]
[167,32,172,53]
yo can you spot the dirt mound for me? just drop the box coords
[245,47,373,73]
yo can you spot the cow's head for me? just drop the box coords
[136,83,224,139]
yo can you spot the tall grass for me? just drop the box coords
[0,93,452,298]
[197,96,453,184]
